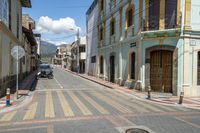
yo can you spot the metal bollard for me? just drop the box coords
[147,86,151,99]
[6,88,11,106]
[179,92,184,104]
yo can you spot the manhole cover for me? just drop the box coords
[126,128,149,133]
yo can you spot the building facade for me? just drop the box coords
[0,0,37,97]
[88,0,200,96]
[53,44,71,69]
[71,37,86,73]
[86,0,99,76]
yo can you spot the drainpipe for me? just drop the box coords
[181,0,186,96]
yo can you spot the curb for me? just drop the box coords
[64,69,178,106]
[0,74,37,114]
[64,69,200,109]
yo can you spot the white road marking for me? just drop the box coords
[54,77,64,89]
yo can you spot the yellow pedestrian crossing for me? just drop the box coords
[0,90,185,123]
[0,111,17,122]
[45,91,55,118]
[57,90,75,117]
[91,92,132,114]
[23,102,38,120]
[68,91,93,116]
[78,91,109,115]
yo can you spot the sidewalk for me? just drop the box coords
[0,71,37,112]
[65,69,200,110]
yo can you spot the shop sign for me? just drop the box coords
[130,42,136,48]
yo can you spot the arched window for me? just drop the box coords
[198,51,200,85]
[110,18,115,36]
[100,56,104,74]
[131,52,135,79]
[126,6,134,28]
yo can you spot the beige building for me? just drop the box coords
[0,0,37,97]
[71,37,86,73]
[53,44,71,69]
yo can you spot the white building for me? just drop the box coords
[86,0,98,76]
[87,0,200,96]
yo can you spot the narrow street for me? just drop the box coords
[0,67,199,133]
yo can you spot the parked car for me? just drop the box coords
[37,64,53,79]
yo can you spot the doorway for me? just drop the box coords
[110,55,115,83]
[150,50,173,93]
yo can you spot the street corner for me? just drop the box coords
[0,91,35,115]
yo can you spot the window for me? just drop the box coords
[8,0,11,30]
[17,13,19,38]
[149,0,160,30]
[110,19,115,35]
[100,0,104,11]
[198,52,200,85]
[127,8,133,28]
[99,27,103,41]
[100,56,104,74]
[91,56,96,63]
[131,52,135,79]
[165,0,177,29]
[110,0,116,9]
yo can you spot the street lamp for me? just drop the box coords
[69,28,80,74]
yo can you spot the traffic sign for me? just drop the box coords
[11,46,25,60]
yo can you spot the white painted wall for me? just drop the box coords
[191,0,200,31]
[86,1,98,76]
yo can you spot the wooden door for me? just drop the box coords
[162,51,173,93]
[150,51,172,93]
[110,56,115,83]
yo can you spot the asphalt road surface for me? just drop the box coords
[0,67,200,133]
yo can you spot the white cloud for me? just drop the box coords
[36,16,80,34]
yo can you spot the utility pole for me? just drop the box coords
[77,29,80,74]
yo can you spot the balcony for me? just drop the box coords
[80,52,86,60]
[125,25,134,38]
[109,0,116,11]
[110,35,116,45]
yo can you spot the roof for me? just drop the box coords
[86,0,98,15]
[22,27,37,46]
[21,0,32,8]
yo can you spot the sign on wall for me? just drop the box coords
[0,0,9,27]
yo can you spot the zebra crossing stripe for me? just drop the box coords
[23,102,38,120]
[45,91,55,118]
[91,92,132,114]
[57,91,75,117]
[79,91,109,115]
[0,111,17,122]
[68,91,92,116]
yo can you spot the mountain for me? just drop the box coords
[40,41,57,61]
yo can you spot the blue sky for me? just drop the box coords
[23,0,93,45]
